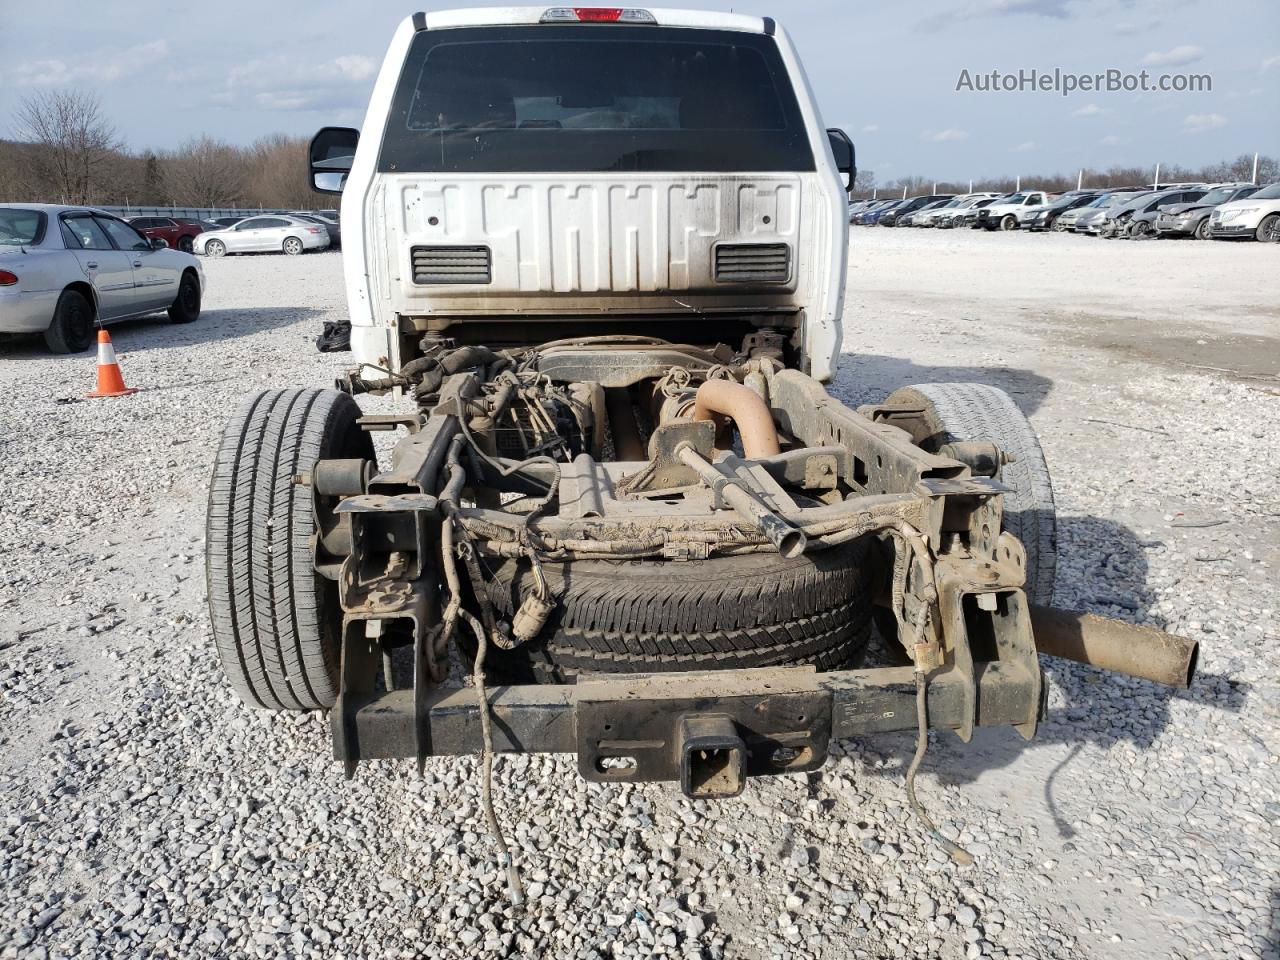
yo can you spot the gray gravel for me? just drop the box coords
[1,232,1277,960]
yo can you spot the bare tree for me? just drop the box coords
[164,136,246,207]
[243,134,318,210]
[13,89,120,204]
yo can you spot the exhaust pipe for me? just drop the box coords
[1030,604,1199,689]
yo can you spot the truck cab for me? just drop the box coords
[308,6,854,381]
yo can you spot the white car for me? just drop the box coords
[1208,182,1280,241]
[0,204,205,353]
[193,215,331,257]
[974,191,1052,230]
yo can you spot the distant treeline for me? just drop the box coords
[851,153,1278,199]
[1,89,323,210]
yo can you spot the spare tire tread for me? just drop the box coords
[482,539,876,682]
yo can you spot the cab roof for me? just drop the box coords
[414,6,773,35]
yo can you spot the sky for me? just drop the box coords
[1,0,1277,183]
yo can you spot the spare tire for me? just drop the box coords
[885,382,1057,604]
[479,538,877,683]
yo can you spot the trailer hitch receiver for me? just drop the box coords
[679,715,746,799]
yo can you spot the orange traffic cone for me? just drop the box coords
[86,330,138,398]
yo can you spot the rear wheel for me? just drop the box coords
[283,237,303,256]
[1256,214,1280,243]
[206,388,374,711]
[43,289,95,354]
[178,236,194,253]
[480,538,877,683]
[885,382,1057,605]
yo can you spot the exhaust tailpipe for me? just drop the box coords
[1030,604,1199,689]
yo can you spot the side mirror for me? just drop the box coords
[150,237,168,250]
[309,126,359,194]
[826,128,856,194]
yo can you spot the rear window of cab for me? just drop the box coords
[379,25,815,174]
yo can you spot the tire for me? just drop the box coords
[205,239,226,258]
[1129,220,1150,239]
[480,538,877,683]
[885,383,1057,605]
[206,388,374,711]
[167,271,201,324]
[43,288,95,354]
[1000,215,1017,231]
[1256,214,1280,243]
[1194,218,1211,240]
[283,237,303,256]
[178,236,194,253]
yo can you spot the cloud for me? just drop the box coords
[334,55,378,82]
[862,124,880,133]
[1140,45,1203,68]
[1262,54,1280,74]
[1113,20,1160,37]
[923,128,969,142]
[214,53,380,112]
[1182,112,1228,133]
[1011,141,1036,153]
[1099,135,1123,146]
[6,40,170,87]
[1072,103,1106,117]
[920,0,1071,31]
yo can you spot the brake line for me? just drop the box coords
[459,607,525,909]
[889,522,975,867]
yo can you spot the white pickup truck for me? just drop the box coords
[974,191,1053,231]
[204,7,1194,841]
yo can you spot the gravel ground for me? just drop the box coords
[1,230,1277,960]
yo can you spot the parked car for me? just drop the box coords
[858,200,898,224]
[177,217,230,233]
[862,200,904,225]
[913,193,999,228]
[881,194,955,227]
[1098,187,1207,238]
[937,197,998,229]
[847,199,876,222]
[1017,191,1098,231]
[1058,190,1142,233]
[898,197,954,227]
[126,216,204,253]
[1029,192,1104,232]
[289,212,341,248]
[1127,188,1211,238]
[1208,182,1280,241]
[0,204,204,353]
[974,191,1052,230]
[193,215,331,257]
[1155,184,1261,240]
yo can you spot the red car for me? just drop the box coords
[125,216,203,253]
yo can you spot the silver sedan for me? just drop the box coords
[194,215,331,257]
[0,204,205,353]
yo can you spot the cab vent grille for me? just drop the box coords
[714,243,791,283]
[410,245,491,284]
